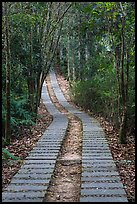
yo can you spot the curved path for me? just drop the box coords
[2,70,128,202]
[49,70,128,202]
[2,81,68,202]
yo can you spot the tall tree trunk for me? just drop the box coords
[114,46,121,125]
[119,16,127,144]
[27,76,35,113]
[125,48,129,105]
[119,47,129,143]
[67,34,70,81]
[28,26,36,114]
[37,71,46,108]
[4,2,11,144]
[78,19,86,80]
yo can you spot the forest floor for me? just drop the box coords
[2,66,135,202]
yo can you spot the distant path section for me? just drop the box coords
[49,70,128,202]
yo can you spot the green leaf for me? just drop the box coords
[2,148,21,160]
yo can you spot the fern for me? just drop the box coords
[11,96,35,127]
[2,148,21,160]
[2,95,36,140]
[10,116,18,127]
[19,119,35,126]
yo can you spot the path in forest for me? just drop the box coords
[2,70,128,202]
[49,70,128,202]
[2,81,69,202]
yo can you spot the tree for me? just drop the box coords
[3,2,11,144]
[58,2,135,143]
[2,2,73,143]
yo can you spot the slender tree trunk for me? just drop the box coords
[85,32,89,63]
[38,71,46,106]
[119,16,127,144]
[67,34,70,81]
[125,48,129,104]
[78,21,86,80]
[119,105,127,144]
[78,41,81,80]
[4,2,11,144]
[28,26,36,114]
[119,47,129,142]
[114,47,121,125]
[28,77,35,113]
[34,71,44,115]
[79,32,83,80]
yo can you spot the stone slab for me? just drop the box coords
[81,176,121,182]
[23,160,56,165]
[83,166,117,171]
[2,191,45,200]
[22,164,55,169]
[13,173,52,179]
[82,153,112,157]
[18,168,54,174]
[82,157,112,160]
[80,196,128,202]
[82,171,119,177]
[28,153,58,157]
[31,147,60,151]
[10,179,50,184]
[82,160,115,164]
[5,185,48,192]
[81,182,124,188]
[26,156,57,160]
[2,198,43,202]
[81,188,127,196]
[30,150,59,154]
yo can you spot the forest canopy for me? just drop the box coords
[2,2,135,145]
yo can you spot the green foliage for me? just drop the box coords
[71,78,116,123]
[2,148,21,160]
[59,2,135,139]
[2,2,44,142]
[2,2,135,144]
[2,95,35,141]
[10,97,35,128]
[3,2,73,142]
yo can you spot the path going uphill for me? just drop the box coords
[2,69,128,202]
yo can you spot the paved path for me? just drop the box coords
[2,81,68,202]
[49,70,128,202]
[2,70,128,202]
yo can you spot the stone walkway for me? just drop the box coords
[2,70,128,202]
[49,70,128,202]
[2,81,68,202]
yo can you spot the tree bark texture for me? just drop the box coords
[119,16,127,144]
[4,2,11,144]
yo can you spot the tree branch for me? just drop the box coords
[44,3,72,46]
